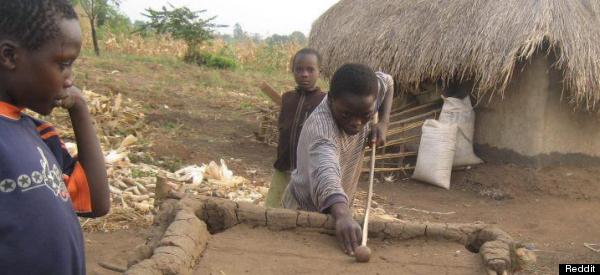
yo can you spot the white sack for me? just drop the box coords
[412,119,458,189]
[439,96,483,166]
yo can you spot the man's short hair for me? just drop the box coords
[329,63,378,99]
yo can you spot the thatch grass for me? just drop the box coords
[309,0,600,110]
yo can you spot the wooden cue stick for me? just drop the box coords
[361,114,378,247]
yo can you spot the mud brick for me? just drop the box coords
[160,234,197,259]
[353,213,365,224]
[479,226,513,244]
[267,208,299,230]
[127,244,153,267]
[215,199,239,229]
[236,201,267,226]
[178,197,205,213]
[445,223,468,244]
[163,211,205,242]
[307,212,328,228]
[402,222,427,239]
[297,211,311,227]
[125,259,162,275]
[367,216,387,237]
[154,199,179,226]
[459,222,487,235]
[480,240,511,274]
[383,221,404,238]
[160,219,208,257]
[152,246,190,275]
[425,222,447,239]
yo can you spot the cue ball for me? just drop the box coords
[355,245,371,262]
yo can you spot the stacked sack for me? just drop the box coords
[412,96,483,189]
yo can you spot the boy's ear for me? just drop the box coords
[0,40,18,70]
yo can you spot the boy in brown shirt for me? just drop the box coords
[265,48,326,207]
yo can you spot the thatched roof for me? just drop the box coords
[309,0,600,110]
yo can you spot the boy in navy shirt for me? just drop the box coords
[0,1,110,274]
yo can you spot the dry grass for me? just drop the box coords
[310,0,600,110]
[100,32,188,57]
[80,27,302,72]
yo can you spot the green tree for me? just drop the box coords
[219,33,234,43]
[132,20,152,36]
[289,31,307,45]
[138,4,225,55]
[72,0,121,56]
[265,32,306,46]
[233,23,247,41]
[250,33,262,43]
[97,6,132,33]
[265,34,288,45]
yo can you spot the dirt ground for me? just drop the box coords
[195,224,485,275]
[366,165,600,274]
[77,54,599,274]
[85,228,147,275]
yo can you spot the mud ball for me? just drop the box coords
[355,245,371,263]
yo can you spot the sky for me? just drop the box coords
[119,0,340,37]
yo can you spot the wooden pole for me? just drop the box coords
[259,81,282,105]
[361,114,378,247]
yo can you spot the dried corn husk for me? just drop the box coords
[118,135,138,150]
[27,90,269,232]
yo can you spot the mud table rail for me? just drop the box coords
[125,195,534,275]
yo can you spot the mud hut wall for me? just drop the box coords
[474,56,548,159]
[474,55,600,166]
[541,61,600,162]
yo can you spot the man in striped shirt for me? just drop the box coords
[282,63,394,256]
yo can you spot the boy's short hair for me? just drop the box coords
[0,0,78,50]
[290,48,322,71]
[329,63,378,99]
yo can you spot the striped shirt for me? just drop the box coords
[284,72,393,212]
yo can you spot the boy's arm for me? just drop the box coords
[307,139,362,255]
[330,202,362,256]
[371,73,395,146]
[60,87,110,217]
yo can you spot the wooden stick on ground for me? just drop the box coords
[98,262,127,273]
[259,81,282,106]
[584,243,600,253]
